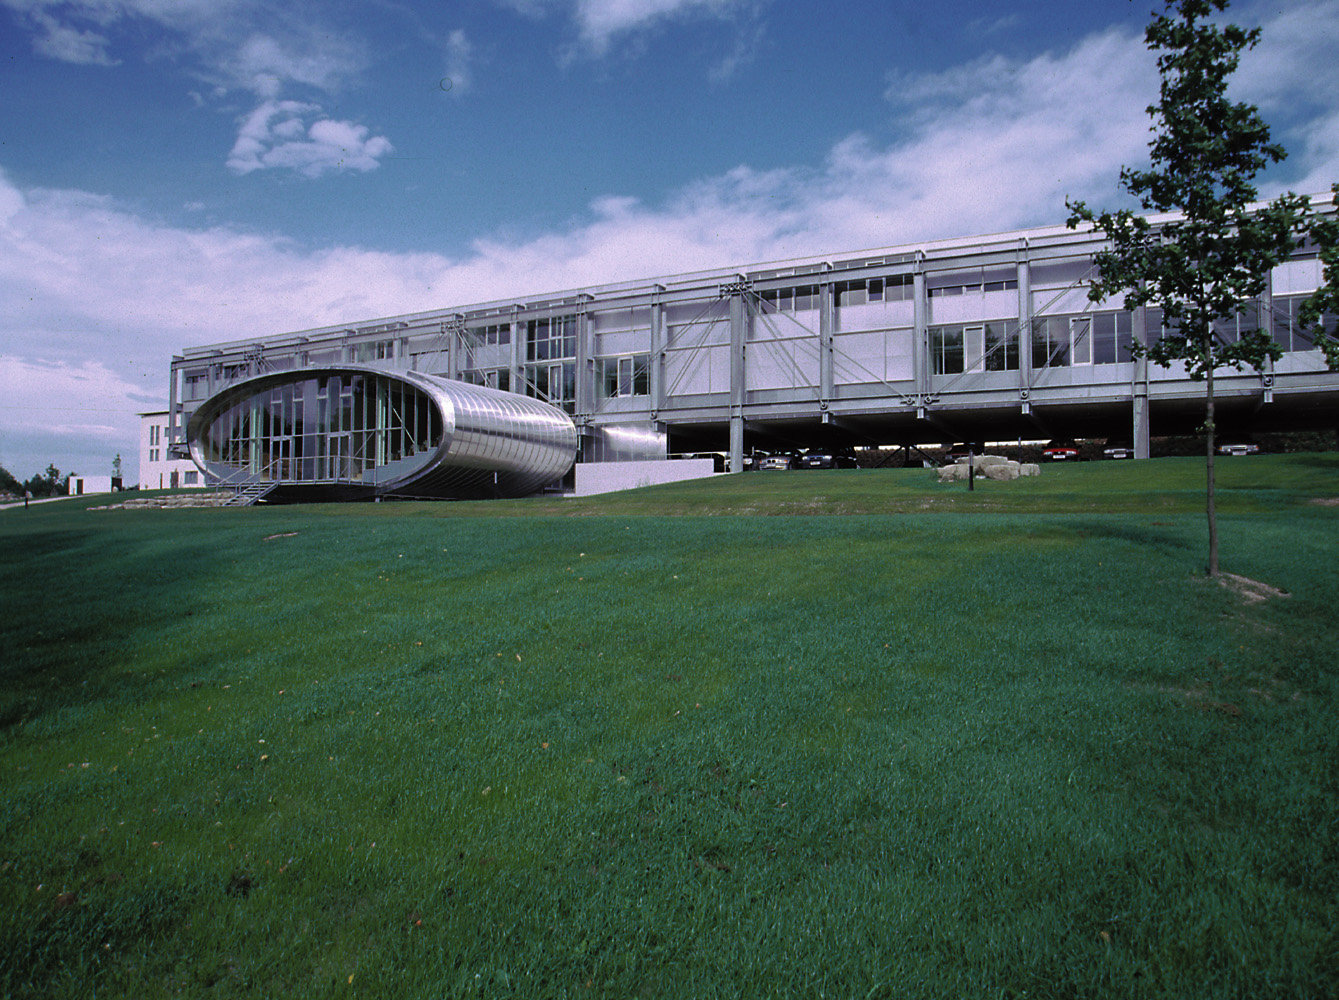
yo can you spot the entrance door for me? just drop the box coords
[330,433,350,481]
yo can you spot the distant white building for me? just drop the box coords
[69,474,113,495]
[139,410,203,489]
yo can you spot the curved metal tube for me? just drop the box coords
[186,365,577,499]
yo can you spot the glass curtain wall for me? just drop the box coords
[201,374,443,483]
[524,316,577,412]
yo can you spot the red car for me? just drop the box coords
[1042,439,1081,461]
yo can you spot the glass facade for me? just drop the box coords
[599,354,651,398]
[1032,310,1134,367]
[200,373,443,484]
[930,322,1018,374]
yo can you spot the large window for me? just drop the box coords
[461,367,511,391]
[1270,296,1336,352]
[1092,311,1134,364]
[1033,311,1133,367]
[526,316,577,362]
[758,285,821,312]
[931,322,1017,374]
[834,275,914,306]
[201,374,443,483]
[599,354,651,398]
[930,326,964,374]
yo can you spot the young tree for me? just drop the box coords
[1066,0,1311,577]
[1301,183,1339,368]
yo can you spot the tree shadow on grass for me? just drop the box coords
[1069,518,1195,553]
[0,522,242,730]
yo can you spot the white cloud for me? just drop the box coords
[28,9,117,64]
[573,0,748,51]
[2,3,1337,476]
[443,29,473,96]
[221,30,366,98]
[503,0,761,59]
[227,101,393,177]
[3,0,384,178]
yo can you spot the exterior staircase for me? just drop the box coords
[223,482,277,507]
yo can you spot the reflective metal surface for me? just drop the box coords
[186,365,577,499]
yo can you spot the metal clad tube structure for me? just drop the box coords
[185,364,576,501]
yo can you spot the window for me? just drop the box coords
[184,471,198,485]
[983,322,1019,371]
[1032,317,1071,367]
[200,374,444,483]
[932,323,1018,374]
[526,316,577,362]
[1071,317,1092,365]
[759,285,820,312]
[1270,295,1339,352]
[355,340,391,362]
[930,326,964,375]
[928,276,1018,297]
[1091,312,1133,363]
[150,424,160,446]
[599,354,651,398]
[478,323,511,346]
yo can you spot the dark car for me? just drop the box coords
[1042,439,1081,461]
[1102,438,1134,460]
[794,451,856,469]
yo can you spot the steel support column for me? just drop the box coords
[1133,301,1151,459]
[819,269,835,416]
[1017,255,1033,412]
[650,289,666,418]
[729,287,747,472]
[510,308,524,392]
[912,268,928,417]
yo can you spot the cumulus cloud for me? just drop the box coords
[220,30,366,98]
[226,101,393,177]
[3,3,1338,476]
[3,0,383,178]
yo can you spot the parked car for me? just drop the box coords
[757,453,793,471]
[794,451,856,469]
[1042,439,1081,461]
[1217,440,1259,456]
[1102,438,1134,460]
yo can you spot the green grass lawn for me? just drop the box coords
[2,455,1337,998]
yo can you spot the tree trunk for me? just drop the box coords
[1205,361,1218,577]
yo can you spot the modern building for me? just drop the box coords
[68,474,113,495]
[160,208,1339,498]
[140,410,204,490]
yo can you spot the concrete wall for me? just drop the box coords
[572,459,717,497]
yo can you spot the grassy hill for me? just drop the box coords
[2,455,1336,998]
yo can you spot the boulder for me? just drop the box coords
[936,457,1040,483]
[959,454,1010,470]
[981,462,1021,481]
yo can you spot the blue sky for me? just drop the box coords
[1,0,1337,482]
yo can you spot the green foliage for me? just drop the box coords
[0,466,21,496]
[1301,182,1339,368]
[1067,0,1309,379]
[1064,0,1322,576]
[1,457,1338,998]
[22,466,64,500]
